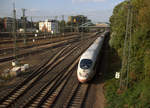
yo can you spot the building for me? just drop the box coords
[3,17,25,32]
[0,18,4,32]
[3,17,13,32]
[0,17,37,32]
[67,15,91,32]
[68,15,89,25]
[39,19,59,34]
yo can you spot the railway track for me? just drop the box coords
[0,42,76,100]
[0,33,97,63]
[0,34,98,108]
[0,36,80,63]
[65,84,89,108]
[23,58,79,108]
[0,44,78,107]
[19,39,92,108]
[0,32,78,44]
[22,37,95,108]
[0,34,80,54]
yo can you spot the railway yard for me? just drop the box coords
[0,32,109,108]
[2,0,148,107]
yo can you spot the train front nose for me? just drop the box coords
[77,70,89,83]
[77,59,93,83]
[78,77,88,83]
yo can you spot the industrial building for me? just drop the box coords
[39,19,59,34]
[0,17,34,32]
[3,17,13,32]
[68,15,91,25]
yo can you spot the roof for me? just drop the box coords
[80,36,104,61]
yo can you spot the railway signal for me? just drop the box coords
[115,72,120,79]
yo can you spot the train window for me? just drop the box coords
[80,59,93,69]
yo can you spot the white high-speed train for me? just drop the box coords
[77,31,108,83]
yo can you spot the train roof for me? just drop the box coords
[80,36,104,60]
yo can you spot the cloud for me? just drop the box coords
[72,0,106,3]
[28,9,40,12]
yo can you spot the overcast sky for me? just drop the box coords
[0,0,124,22]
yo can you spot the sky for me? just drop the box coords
[0,0,124,22]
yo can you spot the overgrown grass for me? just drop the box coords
[105,78,150,108]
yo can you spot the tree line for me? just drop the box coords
[105,0,150,107]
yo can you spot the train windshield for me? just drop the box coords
[80,59,93,69]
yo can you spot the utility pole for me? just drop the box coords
[58,16,61,35]
[120,0,133,90]
[77,18,79,33]
[44,16,46,38]
[22,8,27,44]
[55,16,58,36]
[81,16,84,40]
[62,15,65,36]
[12,0,18,65]
[13,2,17,60]
[31,17,33,33]
[71,16,73,33]
[71,18,73,32]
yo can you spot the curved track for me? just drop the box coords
[0,32,78,44]
[0,33,96,63]
[0,33,99,108]
[0,35,80,63]
[0,34,80,54]
[0,44,77,107]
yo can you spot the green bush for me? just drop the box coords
[105,0,150,107]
